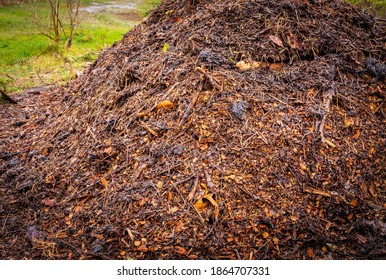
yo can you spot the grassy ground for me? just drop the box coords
[347,0,386,17]
[0,0,161,92]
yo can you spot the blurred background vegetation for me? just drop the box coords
[346,0,386,17]
[0,0,161,92]
[0,0,384,92]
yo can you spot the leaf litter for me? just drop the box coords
[1,0,385,260]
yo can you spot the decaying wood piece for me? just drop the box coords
[178,91,200,127]
[319,84,335,147]
[196,66,222,91]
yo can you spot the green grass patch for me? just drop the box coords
[346,0,386,17]
[136,0,162,16]
[0,0,161,92]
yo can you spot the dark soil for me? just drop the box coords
[1,0,385,260]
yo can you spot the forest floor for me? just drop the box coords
[1,0,385,260]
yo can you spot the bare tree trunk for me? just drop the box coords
[66,0,80,49]
[48,0,61,43]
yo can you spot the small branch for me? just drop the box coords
[204,169,215,189]
[319,84,335,145]
[196,66,222,91]
[179,91,200,127]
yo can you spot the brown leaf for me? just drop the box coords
[353,129,361,139]
[100,177,109,188]
[195,197,210,211]
[175,246,187,255]
[41,198,56,206]
[307,247,316,258]
[369,185,377,198]
[156,100,174,110]
[287,32,304,50]
[349,198,358,207]
[195,193,219,220]
[104,146,114,155]
[236,60,262,71]
[300,162,308,171]
[137,112,147,117]
[169,206,179,214]
[269,35,284,47]
[269,63,283,71]
[138,245,148,253]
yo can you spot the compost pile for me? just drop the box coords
[1,0,386,260]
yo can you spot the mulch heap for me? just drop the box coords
[1,0,386,260]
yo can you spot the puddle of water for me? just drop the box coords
[80,2,137,13]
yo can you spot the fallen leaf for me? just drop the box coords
[307,247,316,258]
[369,147,375,158]
[104,146,114,155]
[349,198,358,207]
[300,162,308,171]
[100,177,109,188]
[156,100,174,110]
[43,148,50,156]
[269,63,283,71]
[169,206,179,214]
[344,118,355,127]
[138,245,148,253]
[269,35,284,47]
[45,174,55,184]
[41,198,55,206]
[287,32,304,50]
[162,43,169,53]
[175,246,187,255]
[236,60,261,71]
[353,129,361,139]
[195,197,210,211]
[195,192,219,220]
[262,232,269,238]
[369,185,377,198]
